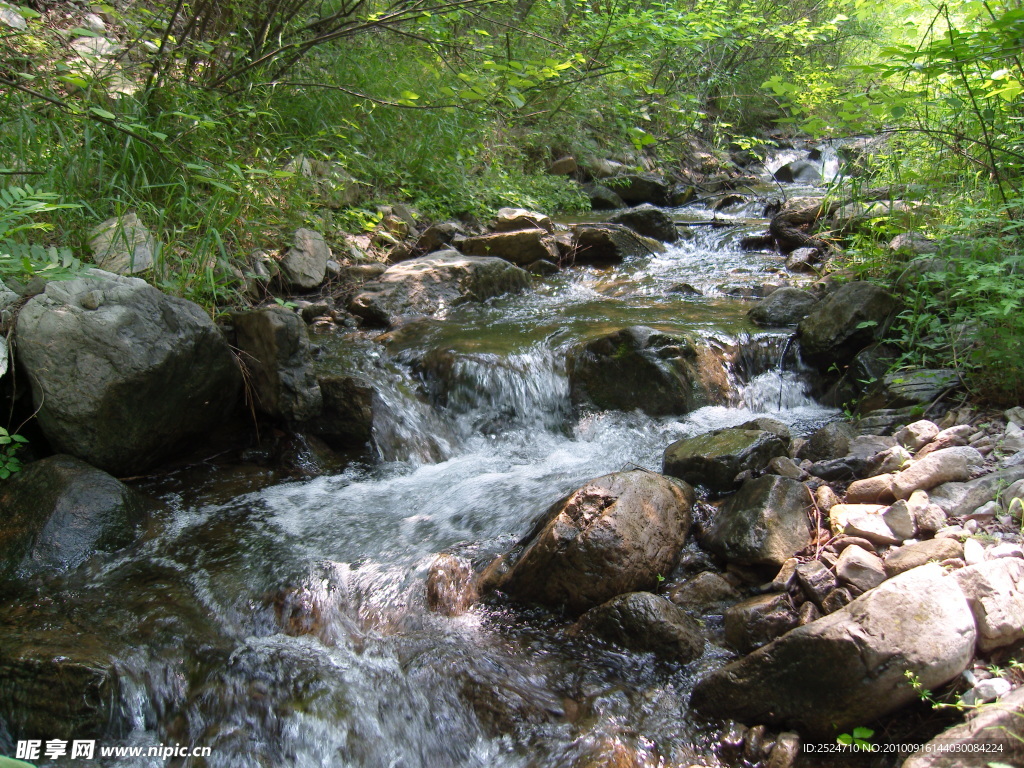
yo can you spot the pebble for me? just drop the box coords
[961,676,1011,706]
[990,542,1024,559]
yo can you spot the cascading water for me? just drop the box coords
[1,176,843,768]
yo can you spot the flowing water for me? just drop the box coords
[2,150,844,768]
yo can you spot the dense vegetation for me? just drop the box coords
[1,0,1023,404]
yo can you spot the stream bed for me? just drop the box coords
[3,159,849,767]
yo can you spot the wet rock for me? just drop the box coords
[574,591,705,661]
[766,732,801,768]
[795,560,837,609]
[16,270,241,475]
[701,476,812,567]
[0,560,226,742]
[892,446,984,499]
[690,564,976,738]
[724,593,799,653]
[773,160,821,183]
[231,307,322,423]
[582,183,626,210]
[608,204,678,242]
[426,554,479,617]
[568,326,730,417]
[884,538,964,577]
[954,558,1024,653]
[281,228,330,290]
[308,373,374,449]
[663,429,788,495]
[797,421,857,462]
[668,571,740,611]
[459,228,560,266]
[797,282,897,369]
[748,288,818,327]
[569,224,665,264]
[89,212,159,274]
[348,251,530,326]
[895,419,940,452]
[0,455,154,580]
[604,173,670,206]
[485,470,695,613]
[836,544,887,592]
[903,685,1024,768]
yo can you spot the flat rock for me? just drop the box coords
[884,538,965,577]
[663,428,788,495]
[608,204,678,242]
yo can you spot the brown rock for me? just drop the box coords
[883,538,965,577]
[487,471,694,613]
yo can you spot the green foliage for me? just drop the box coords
[836,726,874,749]
[0,427,28,480]
[0,185,81,283]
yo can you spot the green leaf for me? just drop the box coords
[852,727,874,739]
[89,107,117,120]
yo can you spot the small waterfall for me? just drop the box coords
[442,348,571,434]
[728,333,818,411]
[370,365,457,465]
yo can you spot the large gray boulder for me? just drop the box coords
[484,470,695,614]
[231,306,322,423]
[701,476,812,567]
[663,428,788,494]
[797,281,897,369]
[0,455,154,580]
[348,250,530,326]
[15,271,241,474]
[690,564,977,738]
[567,326,730,416]
[574,591,705,661]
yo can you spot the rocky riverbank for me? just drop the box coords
[1,146,1021,767]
